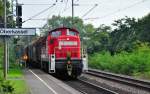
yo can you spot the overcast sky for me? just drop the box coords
[17,0,150,28]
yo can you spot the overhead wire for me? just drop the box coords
[22,0,147,22]
[81,4,98,18]
[61,0,79,15]
[64,0,69,11]
[45,2,61,29]
[23,0,79,23]
[21,3,54,6]
[43,0,63,29]
[21,0,66,30]
[47,4,58,18]
[58,0,66,15]
[22,0,148,29]
[38,0,69,31]
[84,0,148,20]
[22,3,56,23]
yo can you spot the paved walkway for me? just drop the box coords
[23,69,81,94]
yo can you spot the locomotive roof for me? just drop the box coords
[28,27,79,47]
[49,27,79,33]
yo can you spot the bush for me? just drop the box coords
[0,46,14,93]
[89,44,150,78]
[0,78,14,93]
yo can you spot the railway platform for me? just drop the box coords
[23,69,81,94]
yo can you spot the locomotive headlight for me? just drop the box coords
[67,38,69,40]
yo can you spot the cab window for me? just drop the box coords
[67,30,77,36]
[51,31,61,37]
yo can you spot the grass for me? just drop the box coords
[0,45,3,69]
[8,69,30,94]
[0,45,30,94]
[0,45,3,80]
[0,67,30,94]
[8,68,24,79]
[10,80,29,94]
[0,69,3,79]
[89,45,150,80]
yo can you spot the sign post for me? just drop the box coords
[0,28,36,36]
[4,0,7,80]
[0,28,36,79]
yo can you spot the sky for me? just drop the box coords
[17,0,150,28]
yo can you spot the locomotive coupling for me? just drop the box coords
[67,61,71,65]
[67,61,72,76]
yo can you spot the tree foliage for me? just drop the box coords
[0,0,4,27]
[41,13,150,54]
[110,14,150,54]
[0,0,14,28]
[89,43,150,78]
[136,13,150,42]
[42,15,112,53]
[42,15,85,37]
[110,16,137,53]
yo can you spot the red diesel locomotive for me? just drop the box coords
[26,27,88,78]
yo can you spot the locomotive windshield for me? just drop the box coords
[67,30,77,36]
[51,31,61,37]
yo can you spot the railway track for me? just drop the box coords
[65,78,118,94]
[87,69,150,92]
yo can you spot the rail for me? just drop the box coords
[78,79,118,94]
[87,69,150,91]
[64,78,118,94]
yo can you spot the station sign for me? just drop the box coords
[0,28,36,36]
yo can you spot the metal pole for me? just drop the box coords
[72,0,74,26]
[16,0,21,66]
[7,40,9,73]
[11,0,14,27]
[7,0,15,73]
[4,0,7,80]
[27,35,31,68]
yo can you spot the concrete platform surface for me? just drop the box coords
[24,69,81,94]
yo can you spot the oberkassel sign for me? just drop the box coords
[0,28,36,35]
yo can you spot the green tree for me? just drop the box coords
[136,13,150,42]
[41,15,112,54]
[0,0,4,27]
[0,0,14,28]
[87,24,111,53]
[42,15,86,38]
[110,16,137,54]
